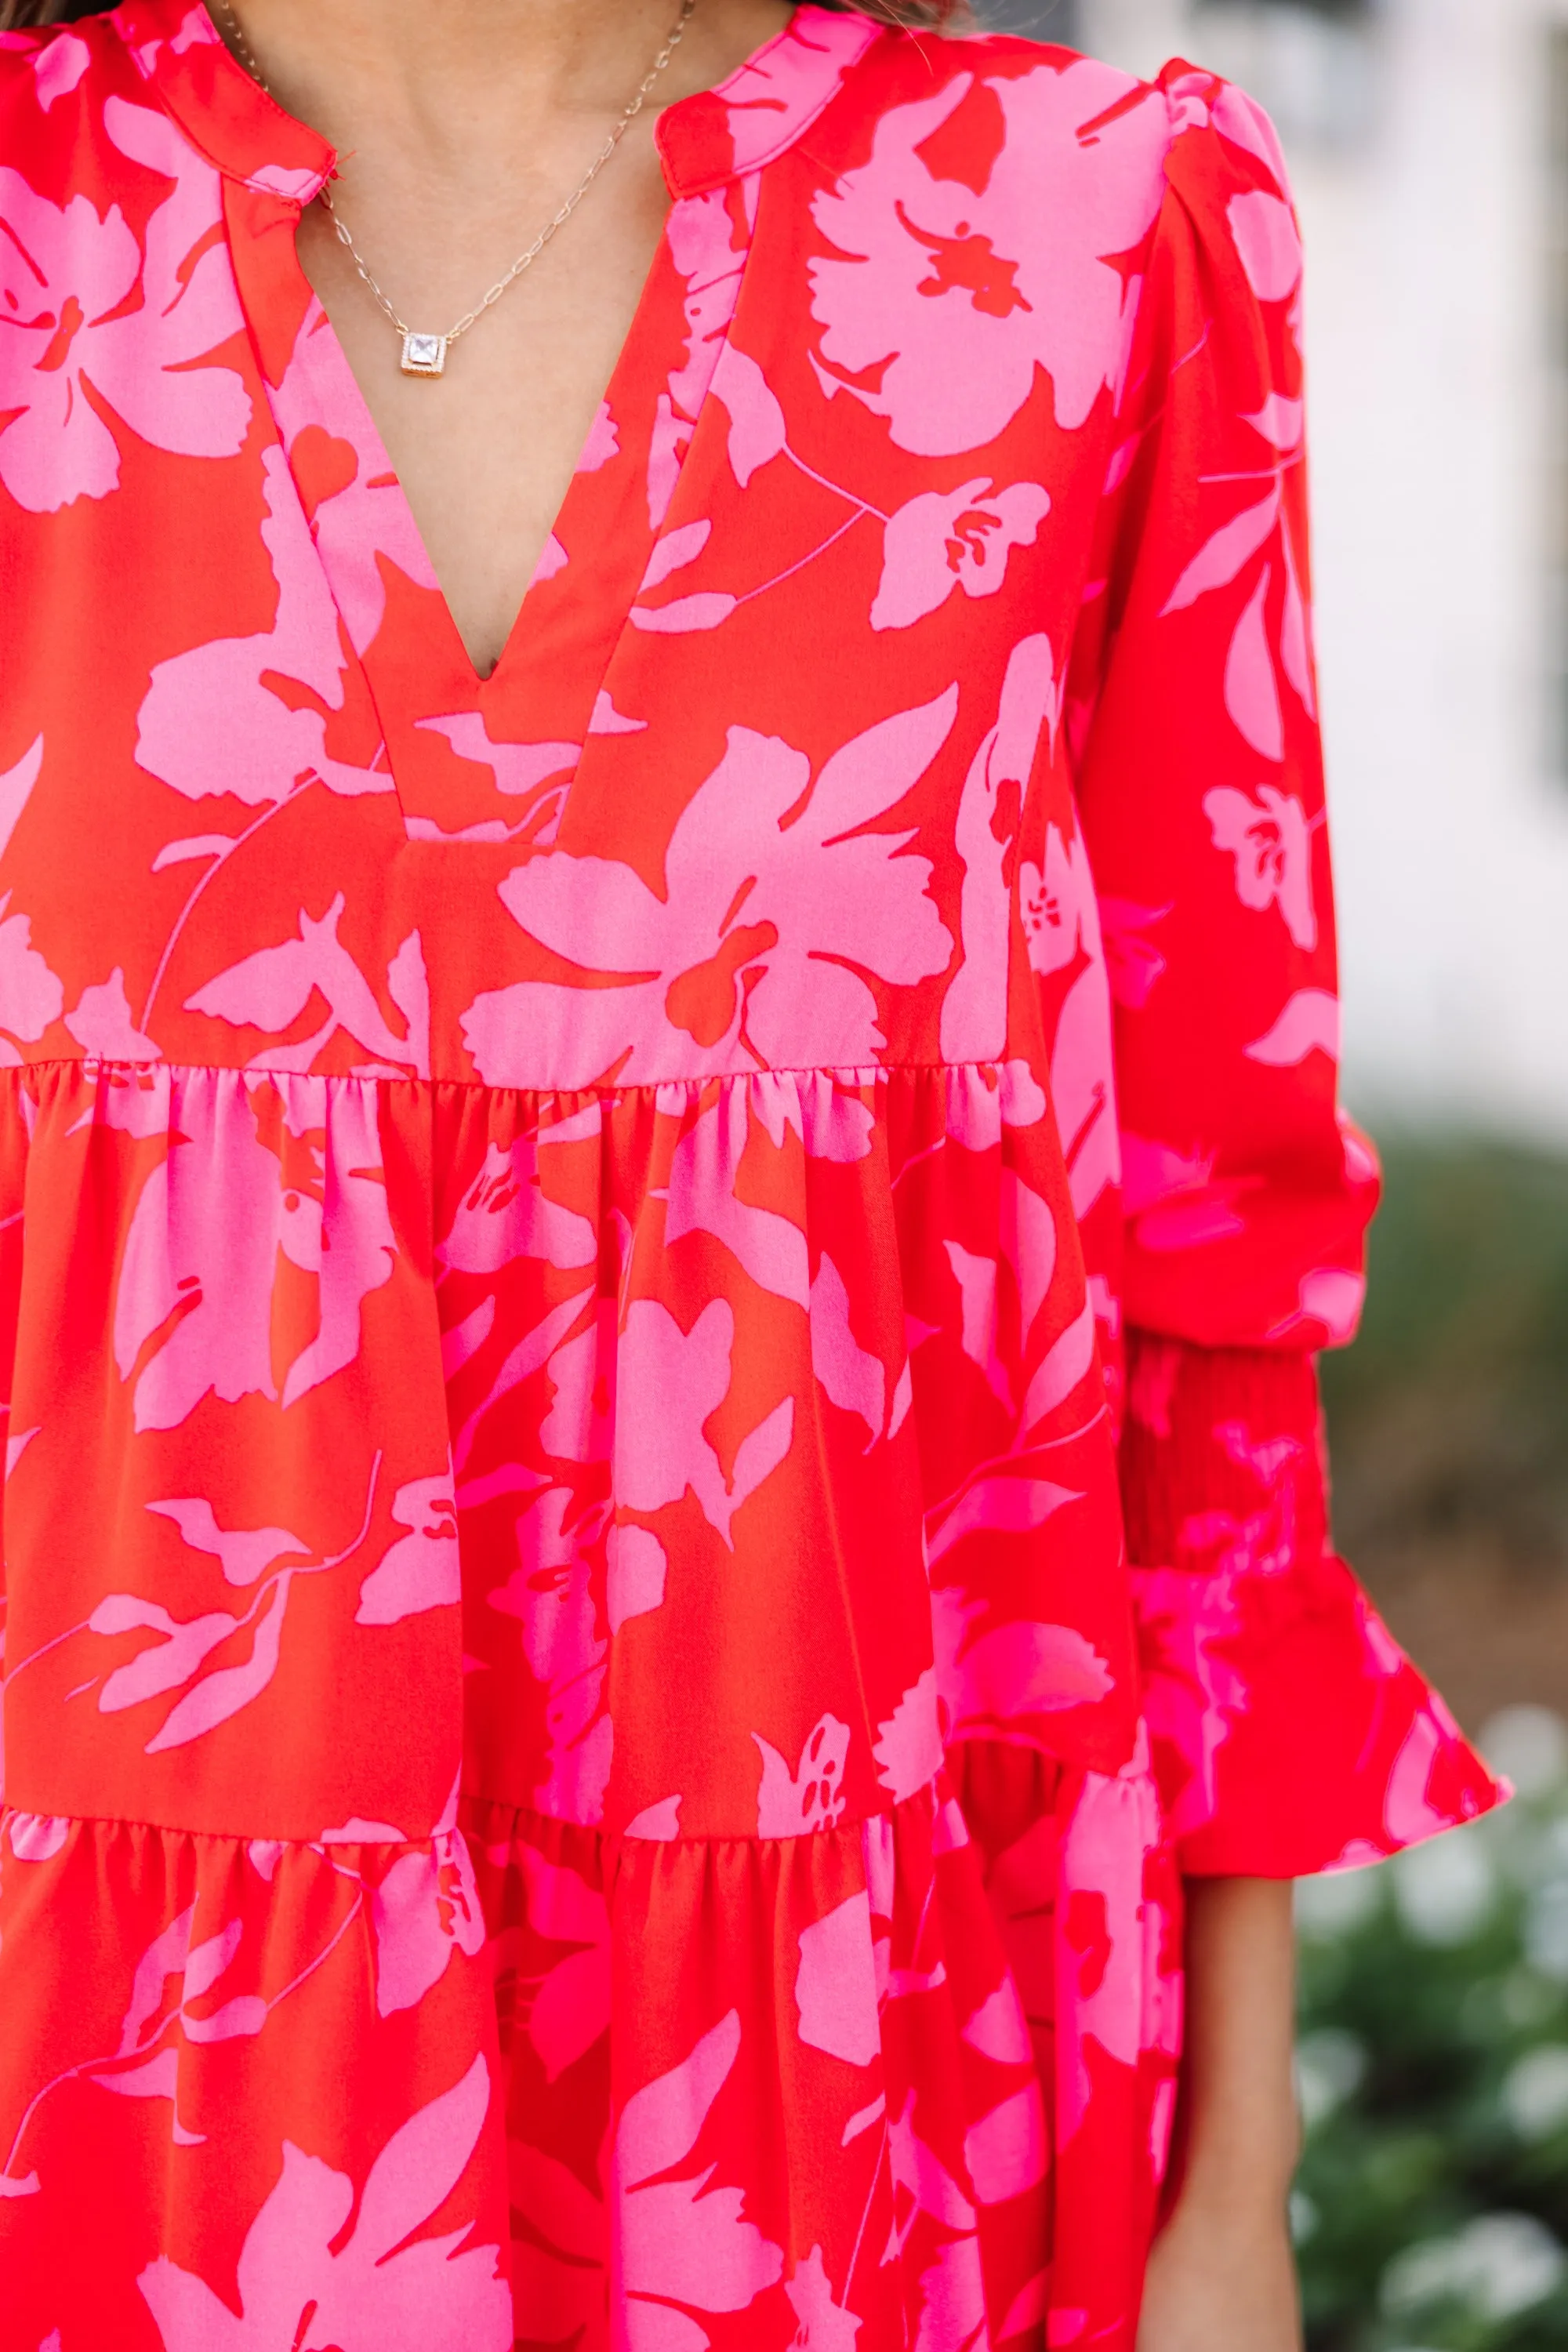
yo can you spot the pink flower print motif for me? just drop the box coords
[0,100,249,514]
[137,2055,512,2352]
[463,690,958,1086]
[809,58,1169,457]
[1203,784,1318,950]
[371,1781,485,2018]
[753,1711,851,1836]
[436,1120,598,1283]
[0,892,63,1061]
[871,478,1051,630]
[510,2009,784,2350]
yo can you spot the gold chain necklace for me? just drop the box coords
[211,0,697,376]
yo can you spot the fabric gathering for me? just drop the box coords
[0,4,1504,2347]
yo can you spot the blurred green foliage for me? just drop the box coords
[1296,1722,1568,2349]
[1298,1131,1568,2347]
[1320,1134,1568,1572]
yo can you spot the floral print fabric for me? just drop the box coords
[0,6,1500,2348]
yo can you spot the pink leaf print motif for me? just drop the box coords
[488,1487,612,1822]
[709,343,788,486]
[1225,568,1285,761]
[795,1891,880,2065]
[925,1583,1111,1742]
[49,1457,382,1757]
[65,967,162,1060]
[463,691,958,1085]
[1120,1132,1250,1251]
[1229,188,1304,304]
[145,1498,310,1587]
[1018,819,1119,1220]
[612,2011,786,2331]
[871,477,1051,630]
[357,1475,459,1624]
[32,29,90,109]
[137,2056,512,2352]
[754,1712,851,1835]
[0,100,249,514]
[0,732,43,858]
[0,892,64,1061]
[1245,987,1339,1067]
[940,633,1056,1062]
[1098,897,1169,1010]
[412,713,579,846]
[136,448,390,808]
[114,1074,397,1429]
[809,59,1169,456]
[786,2246,864,2350]
[614,1299,795,1550]
[1160,488,1280,616]
[1055,1755,1170,2147]
[510,2009,784,2350]
[515,1842,612,2082]
[810,1252,887,1439]
[664,1087,809,1306]
[187,895,426,1073]
[1203,783,1317,950]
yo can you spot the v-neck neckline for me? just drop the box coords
[118,0,886,833]
[241,159,757,837]
[267,236,678,707]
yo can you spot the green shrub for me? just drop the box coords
[1296,1709,1568,2349]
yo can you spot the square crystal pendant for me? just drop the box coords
[400,331,448,378]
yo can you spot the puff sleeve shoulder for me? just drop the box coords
[1059,67,1503,1875]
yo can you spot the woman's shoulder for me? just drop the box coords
[831,23,1292,220]
[1,10,139,158]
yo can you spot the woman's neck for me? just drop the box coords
[214,0,791,174]
[205,0,796,678]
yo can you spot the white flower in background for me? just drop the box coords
[1391,1826,1497,1947]
[1381,2213,1567,2325]
[1502,2046,1568,2143]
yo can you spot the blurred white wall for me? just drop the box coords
[1068,0,1568,1144]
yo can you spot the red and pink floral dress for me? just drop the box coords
[0,5,1502,2348]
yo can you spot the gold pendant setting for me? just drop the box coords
[401,332,448,378]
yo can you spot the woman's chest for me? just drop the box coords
[0,126,1126,1092]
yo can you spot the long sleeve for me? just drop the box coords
[1060,66,1502,1875]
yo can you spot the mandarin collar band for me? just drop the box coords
[110,0,883,205]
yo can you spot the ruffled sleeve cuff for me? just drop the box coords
[1120,1332,1506,1876]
